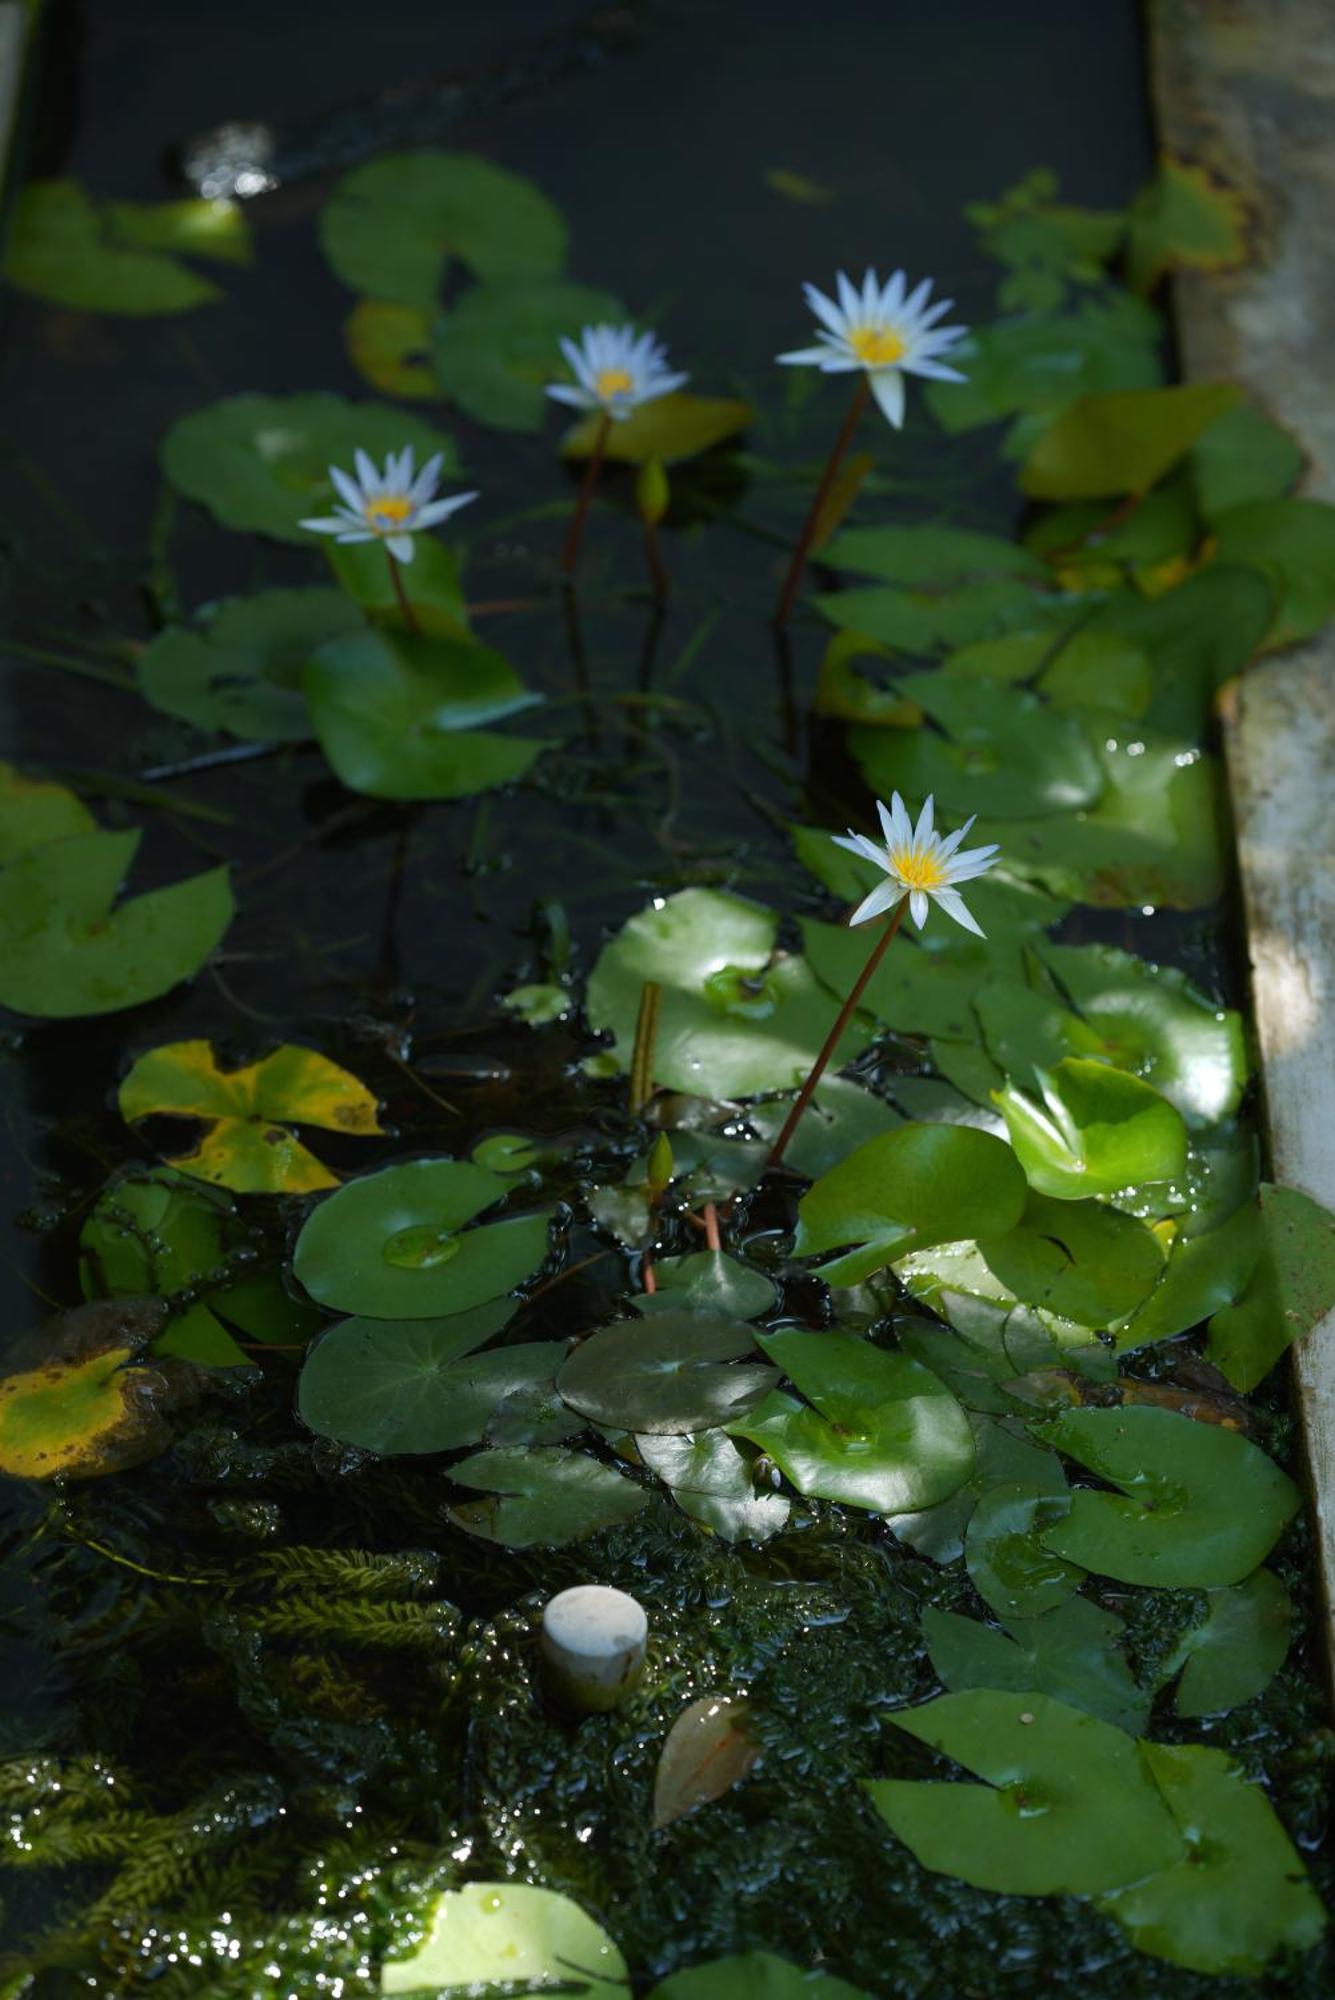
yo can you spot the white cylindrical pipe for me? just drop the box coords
[540,1584,648,1713]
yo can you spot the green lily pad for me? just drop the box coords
[0,766,96,860]
[1112,1198,1258,1351]
[851,672,1103,822]
[324,536,469,640]
[922,1597,1148,1734]
[556,1313,779,1434]
[1087,563,1274,737]
[303,627,547,801]
[4,178,223,313]
[445,1445,651,1548]
[817,525,1045,586]
[321,151,565,310]
[137,588,362,741]
[965,1480,1081,1618]
[101,196,250,266]
[816,579,1052,656]
[1123,157,1250,295]
[635,1431,790,1543]
[1164,1569,1292,1718]
[585,889,868,1099]
[944,628,1152,719]
[980,1192,1165,1328]
[0,1301,191,1481]
[728,1330,974,1515]
[78,1167,246,1366]
[0,828,232,1019]
[994,1058,1187,1201]
[637,1251,778,1320]
[799,917,983,1044]
[1035,1406,1299,1587]
[119,1039,383,1194]
[925,294,1162,442]
[887,1411,1068,1563]
[432,277,624,432]
[292,1158,550,1319]
[648,1955,869,2000]
[1098,1742,1326,1976]
[161,393,458,543]
[1190,402,1304,520]
[1207,1182,1335,1389]
[869,1689,1182,1896]
[560,393,753,466]
[381,1880,628,1999]
[794,1123,1028,1286]
[1019,382,1240,500]
[294,1307,577,1456]
[746,1076,903,1182]
[1211,497,1335,646]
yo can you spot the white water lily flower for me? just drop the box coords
[546,323,688,422]
[833,792,999,935]
[776,268,968,427]
[299,447,477,563]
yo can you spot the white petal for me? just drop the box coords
[888,793,914,847]
[333,529,375,544]
[936,815,976,861]
[836,270,862,319]
[881,269,907,315]
[818,354,863,373]
[849,878,902,926]
[776,344,837,367]
[354,448,378,489]
[903,274,935,317]
[902,356,967,384]
[869,368,906,428]
[299,515,347,535]
[944,846,1001,883]
[875,797,896,847]
[329,465,364,511]
[546,383,595,409]
[409,452,443,502]
[909,890,930,929]
[914,794,935,847]
[413,490,478,528]
[833,830,891,867]
[387,535,415,563]
[861,267,880,317]
[803,283,846,335]
[918,296,956,329]
[933,887,986,937]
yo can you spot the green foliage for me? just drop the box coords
[433,276,624,431]
[137,588,362,741]
[5,179,247,312]
[558,1313,779,1433]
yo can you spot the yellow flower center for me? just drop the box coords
[890,846,946,891]
[365,494,413,528]
[595,367,635,399]
[848,324,908,367]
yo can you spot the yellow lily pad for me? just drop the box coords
[0,1300,183,1482]
[344,298,437,399]
[0,764,95,861]
[119,1040,383,1194]
[1125,158,1251,296]
[561,393,753,466]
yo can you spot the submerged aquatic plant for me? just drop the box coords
[299,445,477,630]
[767,791,997,1167]
[773,267,967,621]
[547,322,688,575]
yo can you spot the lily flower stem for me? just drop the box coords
[702,1201,722,1253]
[766,896,907,1170]
[386,549,420,635]
[773,375,872,627]
[563,412,613,577]
[643,515,669,601]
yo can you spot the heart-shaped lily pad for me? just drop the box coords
[295,1305,577,1456]
[0,829,232,1019]
[794,1124,1028,1286]
[1163,1569,1292,1718]
[634,1431,790,1542]
[382,1881,628,2000]
[922,1597,1147,1735]
[0,765,95,860]
[557,1313,779,1434]
[119,1040,383,1194]
[0,1301,186,1480]
[585,889,869,1098]
[161,392,459,543]
[728,1331,974,1515]
[994,1058,1187,1200]
[4,178,229,313]
[965,1480,1081,1618]
[445,1446,652,1548]
[1034,1406,1299,1587]
[324,536,469,640]
[136,589,363,741]
[869,1689,1183,1896]
[635,1251,778,1321]
[303,627,547,801]
[980,1192,1165,1328]
[292,1158,550,1319]
[1206,1182,1335,1390]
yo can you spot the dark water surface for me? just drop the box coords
[9,6,1329,1997]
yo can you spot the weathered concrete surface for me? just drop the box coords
[1150,0,1335,1678]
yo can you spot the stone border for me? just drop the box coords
[1149,0,1335,1684]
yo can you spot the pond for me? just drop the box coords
[2,1,1334,1994]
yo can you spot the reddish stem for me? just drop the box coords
[766,897,907,1169]
[641,1256,658,1295]
[562,411,613,577]
[643,516,669,601]
[773,376,871,626]
[702,1201,722,1253]
[386,548,420,634]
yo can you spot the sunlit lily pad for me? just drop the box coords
[980,1192,1165,1327]
[635,1432,790,1542]
[1019,382,1239,500]
[161,393,458,543]
[1035,1406,1299,1587]
[850,673,1103,821]
[994,1058,1187,1200]
[303,627,547,800]
[794,1124,1027,1286]
[292,1158,550,1318]
[294,1306,576,1456]
[637,1250,778,1320]
[446,1446,652,1548]
[381,1881,628,1999]
[561,393,753,466]
[585,889,869,1099]
[0,1300,188,1480]
[922,1597,1147,1734]
[1111,1196,1258,1351]
[320,151,566,309]
[869,1689,1182,1895]
[432,277,623,432]
[0,765,95,860]
[1164,1569,1292,1718]
[799,917,982,1044]
[0,828,232,1019]
[119,1040,382,1193]
[79,1167,240,1366]
[137,588,362,741]
[746,1076,903,1182]
[728,1330,974,1515]
[1098,1742,1326,1975]
[557,1313,779,1434]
